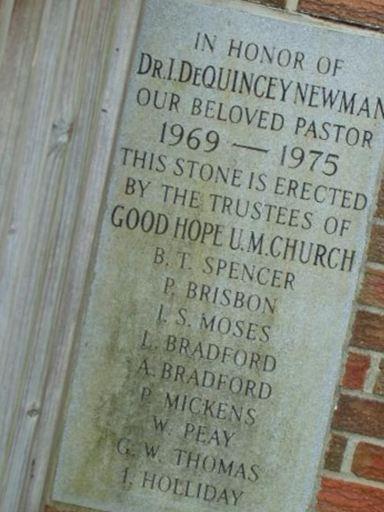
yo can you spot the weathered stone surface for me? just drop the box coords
[52,1,384,511]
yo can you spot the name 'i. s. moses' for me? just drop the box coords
[52,1,384,512]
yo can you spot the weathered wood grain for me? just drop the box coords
[0,1,143,511]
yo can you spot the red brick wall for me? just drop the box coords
[259,0,384,509]
[256,0,384,510]
[316,180,384,506]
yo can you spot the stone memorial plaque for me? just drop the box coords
[53,1,384,511]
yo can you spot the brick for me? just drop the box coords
[359,268,384,309]
[299,0,384,30]
[373,359,384,396]
[376,179,384,218]
[317,477,384,511]
[245,0,286,8]
[332,394,384,438]
[352,442,384,483]
[342,352,370,390]
[368,225,384,265]
[351,311,384,352]
[324,434,348,472]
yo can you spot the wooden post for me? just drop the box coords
[0,2,142,510]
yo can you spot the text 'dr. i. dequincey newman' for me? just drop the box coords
[52,1,384,511]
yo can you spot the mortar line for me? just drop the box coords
[322,470,384,491]
[356,304,384,315]
[341,437,357,473]
[332,430,384,448]
[366,261,384,272]
[347,346,383,357]
[341,388,384,403]
[285,0,299,11]
[364,352,382,393]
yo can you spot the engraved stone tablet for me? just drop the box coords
[53,1,384,511]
